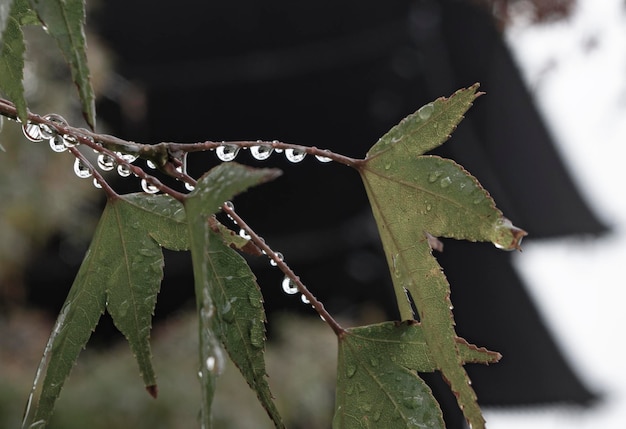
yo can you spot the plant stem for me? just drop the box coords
[221,203,346,337]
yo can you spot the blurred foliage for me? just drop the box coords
[0,311,338,429]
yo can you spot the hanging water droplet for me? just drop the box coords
[185,182,195,191]
[92,178,102,189]
[119,152,137,164]
[146,160,157,169]
[238,228,251,240]
[417,102,434,120]
[216,144,240,161]
[315,150,333,163]
[141,178,159,194]
[300,294,310,304]
[97,153,115,171]
[250,145,273,160]
[40,113,67,139]
[73,158,92,179]
[269,251,283,267]
[271,140,283,153]
[206,356,216,372]
[62,134,78,148]
[285,148,306,163]
[48,135,67,153]
[346,363,357,378]
[22,123,44,142]
[117,164,131,177]
[281,276,298,294]
[440,176,452,188]
[223,201,234,211]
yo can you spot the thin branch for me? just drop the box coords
[222,202,346,337]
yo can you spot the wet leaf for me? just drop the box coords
[21,194,188,428]
[333,321,499,429]
[29,0,95,129]
[358,85,525,429]
[0,0,30,122]
[184,163,283,429]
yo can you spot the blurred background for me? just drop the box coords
[0,0,624,427]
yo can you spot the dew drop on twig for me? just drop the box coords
[315,152,333,163]
[185,182,195,191]
[92,178,102,189]
[117,164,131,177]
[62,134,78,148]
[49,135,67,153]
[281,276,299,295]
[22,123,44,142]
[40,113,67,139]
[141,178,159,194]
[285,148,306,163]
[269,252,283,267]
[239,229,251,240]
[97,153,115,171]
[73,158,92,179]
[301,294,310,304]
[216,144,240,162]
[250,145,273,160]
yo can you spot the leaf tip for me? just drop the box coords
[493,218,527,251]
[146,384,158,398]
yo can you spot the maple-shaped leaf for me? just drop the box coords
[184,162,284,429]
[357,85,526,429]
[333,321,500,429]
[21,194,188,428]
[29,0,95,129]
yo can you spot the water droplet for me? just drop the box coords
[285,148,306,163]
[426,204,432,211]
[250,145,273,160]
[40,113,67,139]
[92,178,102,189]
[315,150,333,163]
[221,299,235,323]
[281,276,298,295]
[369,357,379,367]
[300,294,310,304]
[97,153,115,171]
[473,197,483,205]
[428,171,442,183]
[117,164,131,177]
[73,158,92,178]
[49,135,67,152]
[62,134,78,148]
[403,396,422,410]
[249,319,265,348]
[141,178,159,194]
[22,123,45,142]
[440,176,452,188]
[384,162,392,170]
[238,228,251,239]
[146,160,157,169]
[269,251,283,267]
[216,144,240,161]
[119,152,137,164]
[206,356,216,372]
[346,363,357,378]
[223,201,234,211]
[417,103,434,120]
[185,182,195,191]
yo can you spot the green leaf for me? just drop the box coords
[21,194,188,428]
[184,162,283,429]
[358,85,525,429]
[29,0,95,129]
[0,0,30,123]
[333,321,499,429]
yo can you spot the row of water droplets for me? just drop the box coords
[222,201,312,306]
[22,115,159,194]
[215,140,333,164]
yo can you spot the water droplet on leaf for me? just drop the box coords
[417,103,434,120]
[285,148,306,163]
[428,171,442,183]
[346,364,357,378]
[216,144,240,161]
[440,176,452,188]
